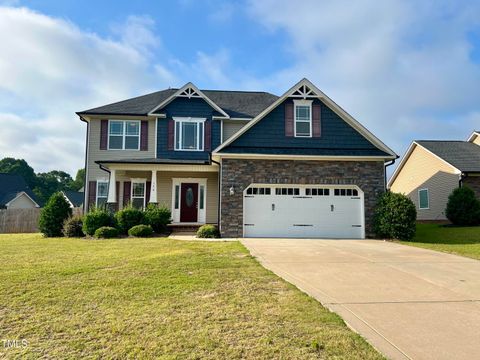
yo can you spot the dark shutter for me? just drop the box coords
[146,181,151,206]
[204,121,211,151]
[114,181,120,211]
[123,181,131,207]
[312,104,321,137]
[140,121,148,151]
[285,102,294,137]
[167,119,174,150]
[88,181,96,210]
[100,120,108,150]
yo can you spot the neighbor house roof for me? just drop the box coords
[416,140,480,173]
[0,173,40,207]
[62,190,84,208]
[77,88,278,119]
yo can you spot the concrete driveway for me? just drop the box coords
[241,239,480,360]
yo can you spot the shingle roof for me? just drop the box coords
[95,158,210,165]
[62,190,84,207]
[0,173,40,207]
[416,140,480,172]
[77,89,278,119]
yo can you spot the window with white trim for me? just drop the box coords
[418,189,429,209]
[131,181,146,209]
[174,118,205,151]
[294,100,312,137]
[108,120,140,150]
[96,181,108,208]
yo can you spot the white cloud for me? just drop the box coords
[0,7,176,174]
[247,0,480,169]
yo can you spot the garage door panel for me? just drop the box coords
[244,185,364,239]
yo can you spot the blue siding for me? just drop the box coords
[156,97,221,160]
[222,98,388,156]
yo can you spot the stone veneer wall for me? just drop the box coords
[220,159,385,238]
[463,176,480,198]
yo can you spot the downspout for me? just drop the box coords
[78,115,89,213]
[210,153,221,230]
[459,172,467,188]
[384,158,397,191]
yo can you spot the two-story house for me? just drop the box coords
[77,78,397,238]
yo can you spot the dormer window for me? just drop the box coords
[174,117,205,151]
[294,100,312,137]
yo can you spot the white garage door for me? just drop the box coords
[243,184,364,239]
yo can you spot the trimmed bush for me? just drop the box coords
[446,186,480,226]
[83,207,113,236]
[39,192,72,237]
[374,191,417,241]
[63,215,84,237]
[94,226,119,239]
[144,204,171,233]
[115,205,145,234]
[128,224,154,237]
[196,224,220,239]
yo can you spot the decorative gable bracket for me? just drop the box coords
[290,84,318,99]
[177,86,202,99]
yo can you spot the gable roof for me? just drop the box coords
[77,84,278,119]
[213,78,397,158]
[416,140,480,172]
[62,190,84,208]
[0,173,40,207]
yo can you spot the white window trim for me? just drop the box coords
[131,178,147,208]
[173,117,206,152]
[171,178,207,223]
[418,188,429,210]
[96,180,109,207]
[107,119,141,151]
[293,99,313,138]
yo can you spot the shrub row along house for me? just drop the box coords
[77,78,397,238]
[388,131,480,221]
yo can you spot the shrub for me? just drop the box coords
[144,203,171,233]
[445,186,480,226]
[62,215,84,237]
[374,191,417,241]
[83,207,113,236]
[196,224,220,239]
[38,192,72,237]
[115,205,145,234]
[128,224,154,237]
[94,226,119,239]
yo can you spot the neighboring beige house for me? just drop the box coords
[0,173,40,209]
[388,131,480,220]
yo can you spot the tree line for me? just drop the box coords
[0,157,84,204]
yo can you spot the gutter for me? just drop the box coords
[210,153,222,230]
[78,115,89,213]
[384,157,398,190]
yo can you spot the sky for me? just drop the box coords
[1,0,480,176]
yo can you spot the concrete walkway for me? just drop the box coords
[241,239,480,360]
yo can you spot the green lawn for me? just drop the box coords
[399,223,480,260]
[0,234,382,359]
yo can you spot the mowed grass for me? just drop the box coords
[0,234,382,359]
[399,223,480,260]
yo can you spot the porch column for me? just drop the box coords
[149,170,158,203]
[107,169,117,203]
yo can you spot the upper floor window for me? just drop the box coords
[174,117,205,151]
[108,120,140,150]
[293,100,312,137]
[418,188,429,209]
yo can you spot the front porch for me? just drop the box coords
[99,162,219,225]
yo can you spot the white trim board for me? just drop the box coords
[148,82,230,118]
[5,191,40,208]
[213,78,397,158]
[213,153,395,161]
[467,131,480,143]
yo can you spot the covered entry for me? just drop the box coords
[243,184,364,239]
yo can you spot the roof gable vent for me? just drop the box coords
[178,86,201,99]
[291,84,318,99]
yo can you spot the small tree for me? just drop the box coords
[374,191,417,240]
[38,192,72,237]
[445,186,480,226]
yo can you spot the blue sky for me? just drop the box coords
[1,0,480,175]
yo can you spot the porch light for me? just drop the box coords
[229,186,235,195]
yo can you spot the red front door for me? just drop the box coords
[180,183,198,222]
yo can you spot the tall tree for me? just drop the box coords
[34,171,74,203]
[0,158,37,189]
[72,168,85,191]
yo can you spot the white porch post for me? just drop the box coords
[107,169,116,203]
[149,170,158,203]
